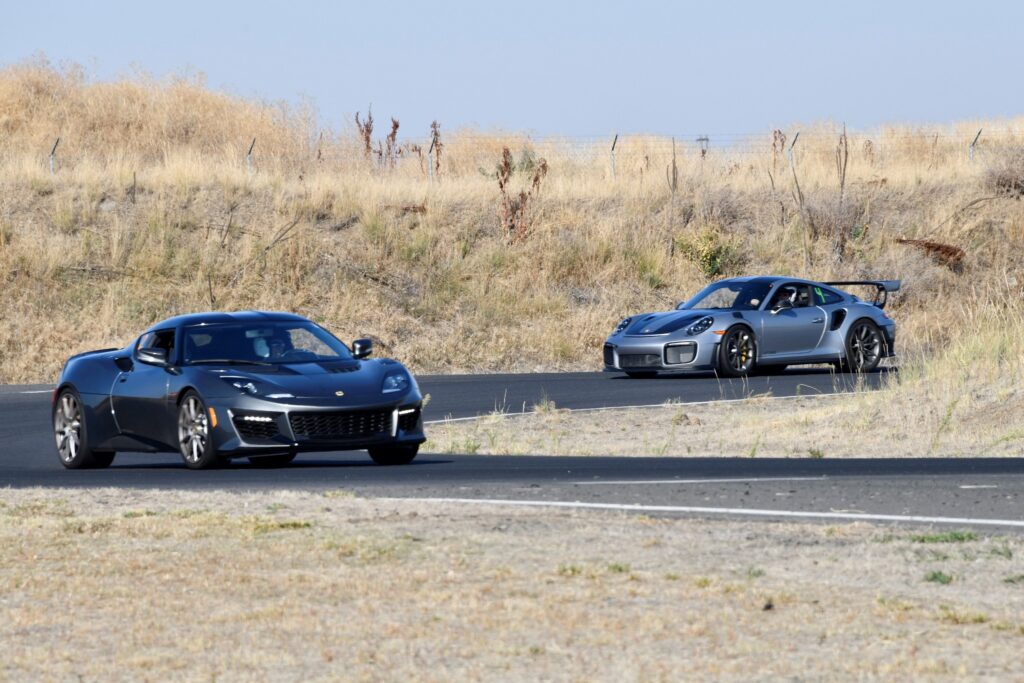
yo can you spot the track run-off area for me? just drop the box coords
[2,368,1023,530]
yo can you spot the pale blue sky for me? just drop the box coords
[3,0,1022,138]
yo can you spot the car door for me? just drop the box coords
[760,283,827,357]
[111,329,176,448]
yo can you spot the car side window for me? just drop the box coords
[769,284,813,308]
[813,286,844,305]
[793,285,812,308]
[136,329,176,358]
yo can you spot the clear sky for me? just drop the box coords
[3,0,1022,138]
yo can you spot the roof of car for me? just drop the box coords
[722,275,838,288]
[146,311,307,331]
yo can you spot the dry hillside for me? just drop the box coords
[1,59,1023,389]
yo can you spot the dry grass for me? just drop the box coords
[2,60,1024,386]
[2,487,1024,681]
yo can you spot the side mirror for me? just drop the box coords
[137,347,169,366]
[770,299,794,315]
[352,338,373,359]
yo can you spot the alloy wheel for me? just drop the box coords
[178,396,209,464]
[54,393,82,464]
[849,322,881,371]
[725,329,755,374]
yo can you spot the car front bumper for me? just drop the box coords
[205,395,426,457]
[603,335,718,373]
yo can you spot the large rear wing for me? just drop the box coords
[824,280,901,309]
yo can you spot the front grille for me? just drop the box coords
[618,353,661,368]
[232,414,282,440]
[289,409,392,441]
[398,409,420,432]
[603,344,615,366]
[665,343,697,365]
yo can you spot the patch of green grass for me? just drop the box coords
[663,573,681,581]
[990,546,1013,559]
[246,518,313,534]
[746,567,766,579]
[1003,574,1024,585]
[925,570,954,585]
[911,531,978,544]
[558,564,583,577]
[938,605,988,625]
[607,563,631,574]
[807,447,825,459]
[122,510,158,519]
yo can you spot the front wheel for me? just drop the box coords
[368,444,419,466]
[717,326,756,378]
[844,320,884,373]
[53,389,115,469]
[177,391,225,470]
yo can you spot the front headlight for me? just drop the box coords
[614,317,632,335]
[382,373,410,394]
[224,378,259,395]
[686,316,714,336]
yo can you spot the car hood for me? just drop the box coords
[622,309,717,336]
[194,359,408,401]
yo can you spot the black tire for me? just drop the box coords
[248,453,297,468]
[53,388,116,469]
[717,326,756,378]
[177,391,225,470]
[843,319,884,373]
[368,444,419,466]
[624,371,658,379]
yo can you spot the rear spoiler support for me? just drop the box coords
[824,280,901,308]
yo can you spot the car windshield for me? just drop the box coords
[678,280,773,311]
[182,321,353,365]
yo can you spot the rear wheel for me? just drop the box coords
[248,453,297,468]
[53,389,115,469]
[844,320,884,373]
[368,444,419,466]
[177,391,225,470]
[717,326,756,378]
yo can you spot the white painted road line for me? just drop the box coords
[574,476,828,486]
[959,485,998,490]
[18,390,54,394]
[410,497,1024,529]
[423,392,849,425]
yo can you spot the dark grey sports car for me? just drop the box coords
[53,311,425,469]
[604,276,898,377]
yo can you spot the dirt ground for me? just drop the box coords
[2,487,1023,681]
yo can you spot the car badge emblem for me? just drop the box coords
[335,390,345,397]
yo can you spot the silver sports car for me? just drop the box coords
[604,276,898,377]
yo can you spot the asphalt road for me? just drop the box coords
[3,368,1023,530]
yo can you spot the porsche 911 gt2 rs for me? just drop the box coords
[604,276,898,378]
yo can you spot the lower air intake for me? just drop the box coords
[665,343,697,365]
[289,409,391,440]
[618,353,662,368]
[232,414,282,440]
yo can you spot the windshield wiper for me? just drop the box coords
[188,358,275,367]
